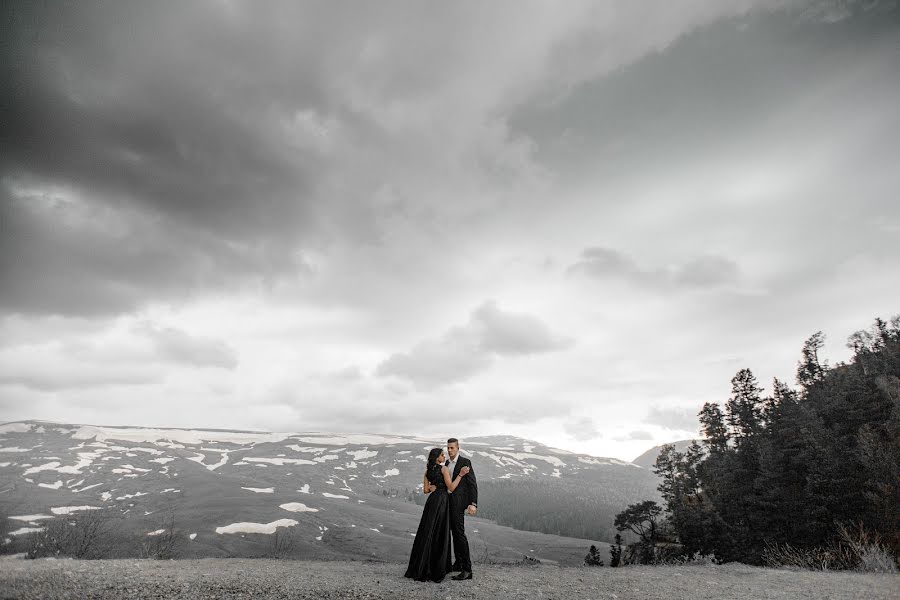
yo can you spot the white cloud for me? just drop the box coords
[376,301,571,386]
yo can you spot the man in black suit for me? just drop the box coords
[445,437,477,580]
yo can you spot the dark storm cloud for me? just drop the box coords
[511,2,900,183]
[0,1,340,316]
[376,301,572,386]
[567,247,740,290]
[0,184,304,316]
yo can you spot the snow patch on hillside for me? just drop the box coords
[216,519,298,535]
[494,450,566,467]
[72,425,292,446]
[245,457,316,466]
[346,449,378,460]
[51,506,101,515]
[280,502,319,513]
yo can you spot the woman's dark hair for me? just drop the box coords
[425,447,443,479]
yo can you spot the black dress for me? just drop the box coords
[404,466,452,582]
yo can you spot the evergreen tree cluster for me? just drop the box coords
[646,316,900,565]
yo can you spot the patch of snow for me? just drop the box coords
[241,487,274,494]
[215,519,298,535]
[476,451,507,466]
[100,492,112,501]
[120,464,151,472]
[0,462,10,467]
[346,449,378,460]
[146,529,166,536]
[187,452,229,471]
[280,502,319,513]
[375,468,399,478]
[10,527,43,536]
[115,492,147,500]
[370,528,380,533]
[189,533,197,540]
[396,450,411,455]
[72,482,102,494]
[38,480,63,490]
[9,514,54,521]
[244,457,316,466]
[51,506,101,515]
[233,461,249,465]
[149,458,175,464]
[160,488,180,494]
[313,454,340,463]
[294,434,426,446]
[72,425,292,446]
[0,423,33,434]
[298,484,310,494]
[494,450,566,467]
[286,445,327,453]
[322,493,349,499]
[111,468,132,474]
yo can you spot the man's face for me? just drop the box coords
[447,441,459,460]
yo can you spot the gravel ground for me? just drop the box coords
[1,557,897,600]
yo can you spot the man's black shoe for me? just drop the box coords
[452,570,472,580]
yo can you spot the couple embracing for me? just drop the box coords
[404,437,478,583]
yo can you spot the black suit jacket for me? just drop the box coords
[446,456,478,509]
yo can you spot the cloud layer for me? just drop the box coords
[2,1,899,459]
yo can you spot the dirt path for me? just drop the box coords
[1,557,896,599]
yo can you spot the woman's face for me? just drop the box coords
[436,451,445,465]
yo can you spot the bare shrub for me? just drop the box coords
[27,509,118,559]
[515,554,541,566]
[763,523,897,572]
[475,532,496,565]
[762,540,854,571]
[269,527,296,559]
[140,509,182,560]
[655,551,719,566]
[836,522,898,574]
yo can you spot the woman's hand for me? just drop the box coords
[459,466,470,476]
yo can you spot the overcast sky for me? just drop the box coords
[2,0,898,460]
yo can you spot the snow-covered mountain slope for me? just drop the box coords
[0,421,658,564]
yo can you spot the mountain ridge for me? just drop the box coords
[0,419,659,564]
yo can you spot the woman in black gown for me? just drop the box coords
[404,447,470,583]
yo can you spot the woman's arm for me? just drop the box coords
[423,473,433,494]
[441,465,469,492]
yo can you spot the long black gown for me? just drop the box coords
[404,466,452,582]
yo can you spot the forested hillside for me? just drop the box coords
[622,316,899,567]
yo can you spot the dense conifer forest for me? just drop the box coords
[616,316,899,568]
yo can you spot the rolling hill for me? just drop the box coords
[0,420,660,565]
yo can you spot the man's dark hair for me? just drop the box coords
[447,438,459,445]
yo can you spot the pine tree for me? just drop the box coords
[609,534,623,567]
[584,544,604,566]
